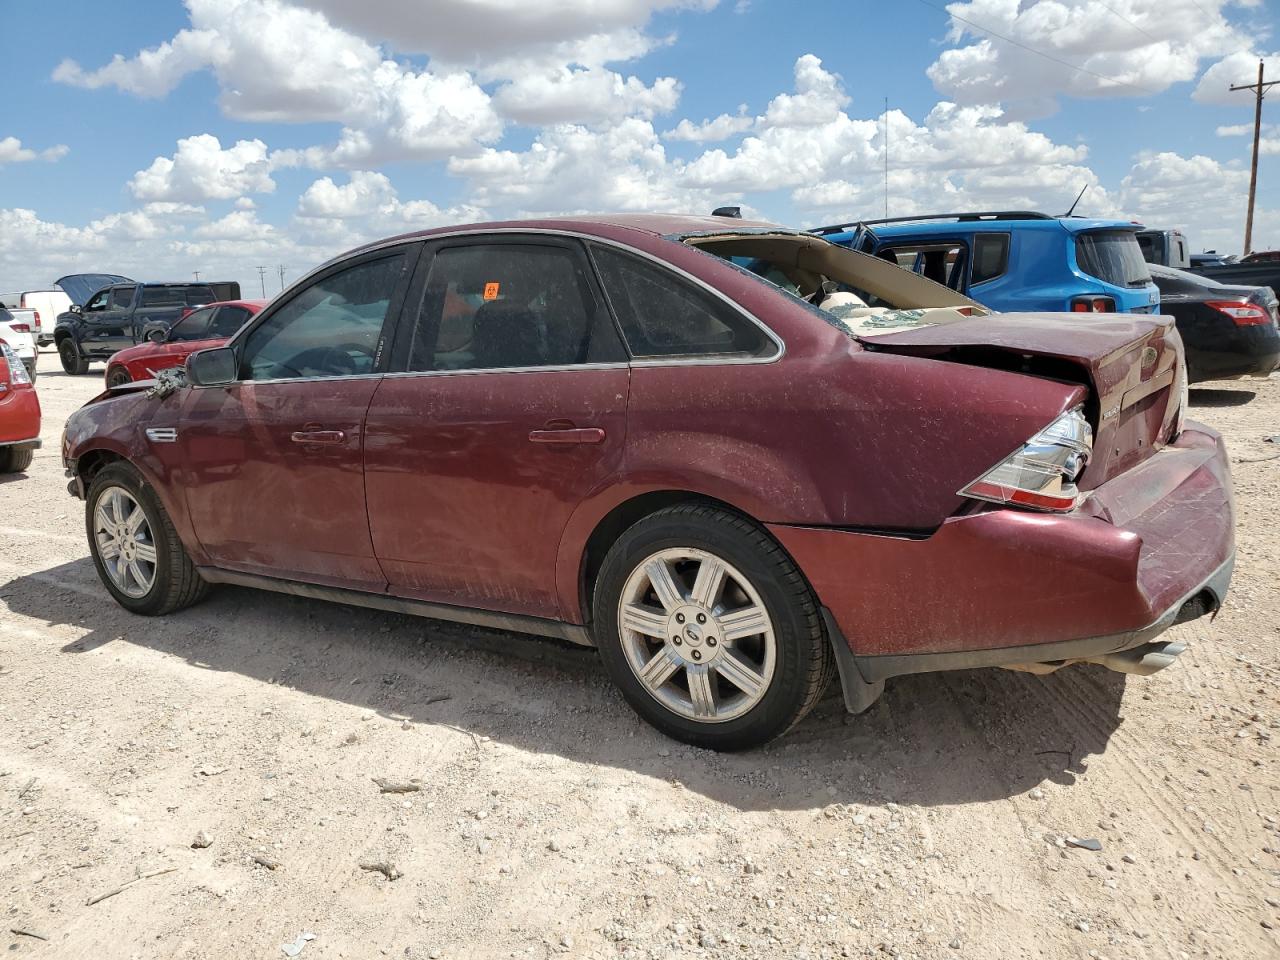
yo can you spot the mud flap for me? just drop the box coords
[821,608,885,714]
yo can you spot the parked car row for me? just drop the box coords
[59,213,1236,750]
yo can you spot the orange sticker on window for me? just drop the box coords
[483,282,500,300]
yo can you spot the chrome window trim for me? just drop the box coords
[211,227,786,388]
[189,371,386,390]
[381,362,632,381]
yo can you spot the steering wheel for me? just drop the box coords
[286,345,360,377]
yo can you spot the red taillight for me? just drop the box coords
[1071,297,1116,313]
[1207,300,1271,326]
[9,323,30,333]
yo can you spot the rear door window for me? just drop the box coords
[111,286,135,309]
[1075,231,1152,287]
[590,245,774,359]
[405,241,622,372]
[970,234,1009,285]
[140,285,216,307]
[879,242,968,290]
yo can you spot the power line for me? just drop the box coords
[913,0,1162,95]
[1095,2,1159,42]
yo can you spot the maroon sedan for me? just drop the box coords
[104,299,266,387]
[62,215,1234,750]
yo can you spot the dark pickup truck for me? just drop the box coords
[1138,228,1280,299]
[55,280,240,374]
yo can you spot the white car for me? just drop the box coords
[0,308,39,382]
[0,288,71,346]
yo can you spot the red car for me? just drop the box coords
[0,340,40,472]
[62,215,1234,750]
[103,299,266,386]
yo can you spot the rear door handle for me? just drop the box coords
[291,429,346,445]
[528,427,606,445]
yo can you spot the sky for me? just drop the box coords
[0,0,1277,297]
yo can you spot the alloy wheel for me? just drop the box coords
[92,486,158,598]
[617,547,776,723]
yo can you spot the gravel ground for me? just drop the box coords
[2,350,1278,960]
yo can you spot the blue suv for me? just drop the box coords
[814,212,1161,316]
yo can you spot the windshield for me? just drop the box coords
[1076,231,1152,288]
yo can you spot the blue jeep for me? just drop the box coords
[814,211,1161,315]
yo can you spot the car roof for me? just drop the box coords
[366,213,789,250]
[868,217,1140,239]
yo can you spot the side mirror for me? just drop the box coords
[186,346,238,387]
[147,328,166,343]
[70,304,82,315]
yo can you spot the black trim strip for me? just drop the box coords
[195,567,594,647]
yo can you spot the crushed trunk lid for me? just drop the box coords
[855,312,1186,488]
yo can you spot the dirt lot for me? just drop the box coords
[2,350,1278,960]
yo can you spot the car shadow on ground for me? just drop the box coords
[1189,387,1257,407]
[4,556,1127,812]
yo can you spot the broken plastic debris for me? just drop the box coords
[1065,837,1102,851]
[281,932,316,957]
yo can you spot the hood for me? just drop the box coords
[56,273,133,306]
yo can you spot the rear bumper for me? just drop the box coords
[1184,324,1280,382]
[770,421,1235,681]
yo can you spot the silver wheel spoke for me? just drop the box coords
[720,604,769,642]
[644,559,684,612]
[686,665,717,719]
[125,505,146,534]
[99,540,120,560]
[134,542,157,564]
[109,491,125,525]
[714,650,766,700]
[94,503,113,533]
[128,560,148,589]
[689,556,726,609]
[621,603,668,639]
[638,646,682,691]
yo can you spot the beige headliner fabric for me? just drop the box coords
[685,233,987,312]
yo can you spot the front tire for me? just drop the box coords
[86,462,208,615]
[106,367,131,388]
[59,339,89,375]
[593,503,833,751]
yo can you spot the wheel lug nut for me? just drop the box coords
[675,613,685,624]
[697,613,706,624]
[708,638,717,647]
[691,650,702,661]
[673,637,682,645]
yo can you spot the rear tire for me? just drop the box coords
[23,360,37,385]
[592,503,834,751]
[59,339,89,375]
[85,462,209,615]
[106,367,131,388]
[0,446,34,473]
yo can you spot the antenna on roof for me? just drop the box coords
[1063,184,1089,218]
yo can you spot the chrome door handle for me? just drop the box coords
[528,427,606,445]
[291,430,346,444]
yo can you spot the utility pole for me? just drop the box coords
[192,270,201,282]
[1230,60,1278,256]
[256,265,267,297]
[277,265,287,292]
